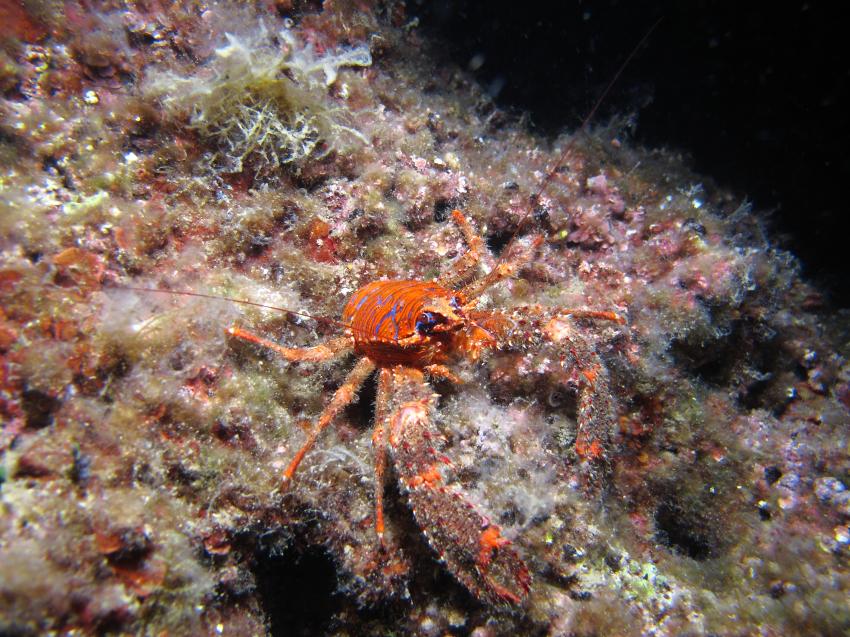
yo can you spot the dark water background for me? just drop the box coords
[416,1,850,306]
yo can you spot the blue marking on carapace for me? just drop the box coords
[374,299,403,342]
[356,291,393,339]
[354,294,369,311]
[374,301,401,342]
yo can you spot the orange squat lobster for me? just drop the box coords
[227,209,624,606]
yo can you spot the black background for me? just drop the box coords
[414,1,850,307]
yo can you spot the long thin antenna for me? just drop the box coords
[117,285,355,333]
[505,17,662,254]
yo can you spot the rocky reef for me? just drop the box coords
[1,2,848,635]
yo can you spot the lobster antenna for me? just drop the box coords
[116,285,357,334]
[500,17,661,258]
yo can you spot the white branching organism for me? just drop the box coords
[146,21,371,173]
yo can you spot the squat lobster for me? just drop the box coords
[226,209,625,606]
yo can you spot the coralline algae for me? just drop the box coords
[1,2,848,636]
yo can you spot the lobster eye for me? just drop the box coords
[450,296,462,311]
[415,312,439,335]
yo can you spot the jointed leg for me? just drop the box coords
[372,367,392,542]
[460,235,544,303]
[438,209,484,289]
[468,304,624,351]
[471,305,623,489]
[424,363,463,384]
[543,316,617,489]
[227,326,352,362]
[386,366,531,605]
[282,357,375,483]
